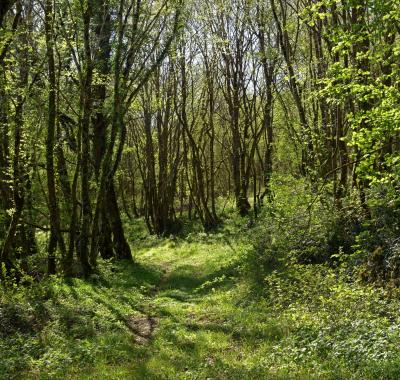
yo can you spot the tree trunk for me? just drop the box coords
[44,0,67,273]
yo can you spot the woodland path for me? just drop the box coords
[62,232,393,380]
[75,235,268,380]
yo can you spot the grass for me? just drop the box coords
[2,215,400,379]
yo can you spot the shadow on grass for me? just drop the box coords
[64,260,164,291]
[160,261,238,294]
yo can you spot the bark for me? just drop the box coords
[107,181,131,260]
[80,1,94,276]
[0,79,25,274]
[90,0,132,262]
[44,0,68,273]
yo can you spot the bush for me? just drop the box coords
[243,175,365,289]
[356,182,400,284]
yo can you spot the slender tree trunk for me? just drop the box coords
[44,0,67,274]
[80,1,94,276]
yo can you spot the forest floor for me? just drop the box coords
[3,219,400,379]
[84,233,252,379]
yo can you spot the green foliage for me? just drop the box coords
[354,182,400,284]
[3,208,400,379]
[260,263,400,376]
[311,0,400,185]
[243,175,363,287]
[0,261,151,379]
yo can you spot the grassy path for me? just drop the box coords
[70,234,400,380]
[6,230,399,379]
[74,234,275,380]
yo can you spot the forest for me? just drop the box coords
[1,0,400,378]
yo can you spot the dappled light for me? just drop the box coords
[1,0,400,378]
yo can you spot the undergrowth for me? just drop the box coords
[2,180,400,379]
